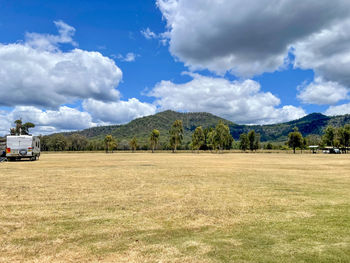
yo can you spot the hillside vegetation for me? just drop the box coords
[62,111,350,145]
[64,111,232,146]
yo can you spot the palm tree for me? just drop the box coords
[104,135,114,153]
[149,129,160,153]
[169,120,184,153]
[129,137,138,152]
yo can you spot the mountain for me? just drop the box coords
[229,113,333,142]
[64,111,232,146]
[61,111,350,144]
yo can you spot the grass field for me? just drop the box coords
[1,152,350,262]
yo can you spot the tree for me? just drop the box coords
[47,134,67,151]
[302,137,307,149]
[305,134,322,146]
[336,125,350,152]
[22,122,35,135]
[323,126,336,147]
[129,137,138,152]
[9,128,16,135]
[10,119,35,135]
[239,133,249,151]
[192,126,205,153]
[248,130,256,151]
[300,137,307,153]
[68,134,88,151]
[149,129,160,153]
[288,127,303,154]
[214,121,233,152]
[265,142,273,150]
[87,140,105,151]
[40,136,50,151]
[247,130,260,151]
[14,119,22,135]
[203,127,213,150]
[344,124,350,152]
[109,137,117,152]
[169,120,184,153]
[337,127,346,148]
[254,133,261,151]
[207,129,218,151]
[104,135,114,153]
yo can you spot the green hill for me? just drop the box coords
[62,111,350,145]
[64,110,232,147]
[229,113,333,142]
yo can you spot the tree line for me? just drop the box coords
[7,119,350,153]
[33,120,310,152]
[39,120,236,152]
[286,124,350,153]
[44,120,243,153]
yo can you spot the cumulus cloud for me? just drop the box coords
[0,106,95,135]
[294,19,350,89]
[297,78,349,105]
[0,110,12,135]
[325,103,350,116]
[0,21,157,135]
[82,98,157,124]
[0,99,158,136]
[0,21,122,108]
[149,73,305,124]
[157,0,350,77]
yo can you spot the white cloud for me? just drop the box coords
[25,20,78,52]
[0,99,158,136]
[115,52,138,62]
[82,98,156,124]
[0,21,158,135]
[141,28,168,45]
[297,78,348,105]
[0,110,12,135]
[0,106,95,135]
[0,21,122,108]
[157,0,350,77]
[149,73,305,124]
[123,53,137,62]
[141,28,158,39]
[294,19,350,89]
[325,103,350,116]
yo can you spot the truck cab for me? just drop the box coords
[6,135,40,161]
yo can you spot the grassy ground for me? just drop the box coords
[0,152,350,262]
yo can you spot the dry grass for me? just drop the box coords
[1,152,350,262]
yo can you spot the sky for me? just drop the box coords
[1,0,350,135]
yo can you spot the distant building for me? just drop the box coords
[308,145,319,154]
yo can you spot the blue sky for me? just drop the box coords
[1,0,350,135]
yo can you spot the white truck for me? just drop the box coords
[6,135,40,161]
